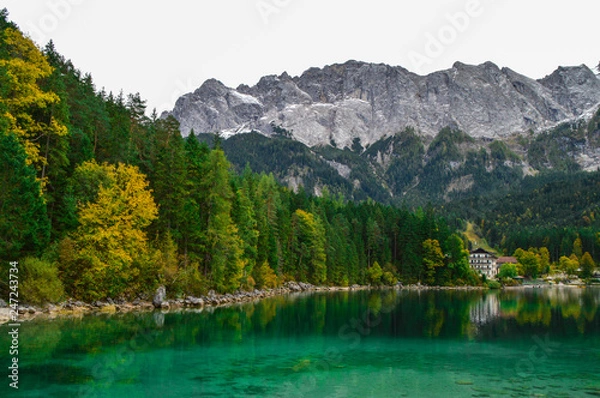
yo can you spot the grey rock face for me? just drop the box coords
[538,65,600,115]
[152,285,167,308]
[168,61,600,148]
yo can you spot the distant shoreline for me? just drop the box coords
[2,282,596,325]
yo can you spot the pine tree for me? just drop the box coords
[41,41,73,239]
[0,131,50,261]
[202,148,245,292]
[232,179,259,288]
[125,92,149,165]
[291,209,327,284]
[181,132,210,262]
[150,115,187,243]
[255,174,283,274]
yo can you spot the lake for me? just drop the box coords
[1,287,599,397]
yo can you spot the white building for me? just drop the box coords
[469,248,498,279]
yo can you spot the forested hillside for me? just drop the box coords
[208,119,600,264]
[447,170,600,261]
[0,10,480,304]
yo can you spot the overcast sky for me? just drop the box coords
[3,0,599,113]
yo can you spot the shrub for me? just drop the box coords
[241,275,256,291]
[486,280,502,289]
[382,271,398,286]
[367,262,383,286]
[20,257,64,305]
[176,263,207,297]
[500,277,519,286]
[254,262,280,289]
[464,269,482,286]
[498,263,518,279]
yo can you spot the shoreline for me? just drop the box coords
[0,282,369,325]
[1,282,594,325]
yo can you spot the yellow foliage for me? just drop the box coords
[0,28,67,183]
[61,161,158,300]
[254,261,280,289]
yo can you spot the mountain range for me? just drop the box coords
[167,60,600,147]
[164,60,600,208]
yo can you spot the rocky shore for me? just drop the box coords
[0,282,375,325]
[0,282,508,325]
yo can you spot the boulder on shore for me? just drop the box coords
[153,286,167,308]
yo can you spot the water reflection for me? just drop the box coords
[1,288,599,397]
[1,289,599,356]
[469,294,500,326]
[469,292,500,325]
[469,287,600,339]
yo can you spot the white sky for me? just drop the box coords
[3,0,599,113]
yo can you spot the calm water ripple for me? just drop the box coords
[1,287,599,397]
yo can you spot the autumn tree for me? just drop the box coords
[20,256,64,304]
[254,261,280,289]
[367,261,383,285]
[422,239,444,285]
[514,248,542,278]
[559,255,579,276]
[59,161,158,300]
[538,247,551,274]
[0,25,68,186]
[580,252,595,279]
[573,236,583,259]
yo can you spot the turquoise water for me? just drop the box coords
[1,288,600,397]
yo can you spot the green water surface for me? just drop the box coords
[1,288,600,397]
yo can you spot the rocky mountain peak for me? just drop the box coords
[168,60,600,148]
[194,78,229,99]
[538,65,600,115]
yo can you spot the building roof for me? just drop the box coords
[470,248,496,256]
[497,256,518,264]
